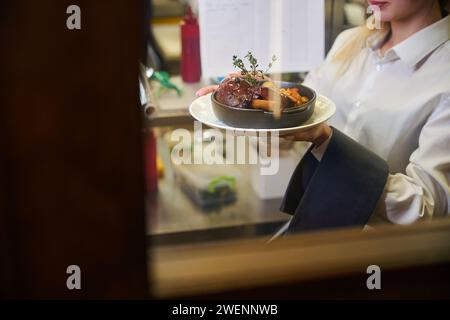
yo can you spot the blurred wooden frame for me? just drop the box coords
[153,218,450,299]
[0,0,149,299]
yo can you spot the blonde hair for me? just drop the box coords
[331,0,450,77]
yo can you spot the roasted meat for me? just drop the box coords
[214,76,261,108]
[214,76,309,111]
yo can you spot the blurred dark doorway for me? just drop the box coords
[0,1,149,299]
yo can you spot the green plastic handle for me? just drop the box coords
[151,71,182,97]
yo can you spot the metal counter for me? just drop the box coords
[147,133,291,245]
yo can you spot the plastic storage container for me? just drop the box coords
[173,164,236,209]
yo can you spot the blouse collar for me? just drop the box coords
[367,15,450,69]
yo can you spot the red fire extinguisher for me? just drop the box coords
[180,6,201,83]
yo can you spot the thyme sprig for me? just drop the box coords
[232,52,277,86]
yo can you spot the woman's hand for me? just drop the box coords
[282,123,332,147]
[195,85,219,97]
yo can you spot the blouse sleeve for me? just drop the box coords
[371,93,450,224]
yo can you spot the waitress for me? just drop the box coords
[197,0,450,233]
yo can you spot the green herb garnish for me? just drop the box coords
[232,52,277,86]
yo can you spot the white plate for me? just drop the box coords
[189,93,336,134]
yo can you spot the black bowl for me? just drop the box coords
[211,82,316,129]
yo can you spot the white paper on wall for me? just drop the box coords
[199,0,325,78]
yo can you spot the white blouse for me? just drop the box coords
[303,16,450,225]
